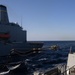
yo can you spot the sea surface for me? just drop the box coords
[3,41,75,75]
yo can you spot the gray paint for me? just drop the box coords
[0,5,9,24]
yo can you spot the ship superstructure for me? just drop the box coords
[0,5,43,56]
[0,5,26,42]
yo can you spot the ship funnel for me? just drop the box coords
[0,5,9,24]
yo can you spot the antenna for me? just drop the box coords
[70,46,72,53]
[21,16,23,28]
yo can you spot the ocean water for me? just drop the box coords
[3,41,75,75]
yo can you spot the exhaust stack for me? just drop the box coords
[0,5,9,24]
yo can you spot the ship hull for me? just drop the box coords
[0,42,43,56]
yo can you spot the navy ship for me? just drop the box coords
[0,5,43,56]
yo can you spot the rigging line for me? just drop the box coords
[21,17,22,27]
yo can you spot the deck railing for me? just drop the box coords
[60,65,75,75]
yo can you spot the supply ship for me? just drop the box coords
[0,5,43,56]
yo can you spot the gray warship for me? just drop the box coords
[0,5,43,56]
